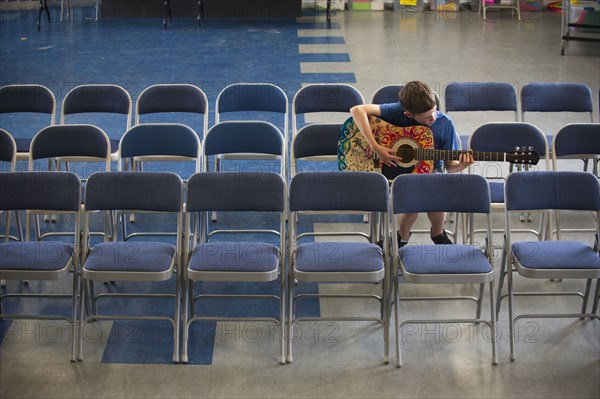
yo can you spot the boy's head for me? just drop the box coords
[399,81,437,126]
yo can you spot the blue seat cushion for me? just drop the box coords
[189,242,279,272]
[295,242,383,273]
[512,240,600,269]
[84,242,175,272]
[400,245,492,274]
[489,182,504,204]
[0,242,74,271]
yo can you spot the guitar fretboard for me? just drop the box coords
[408,149,507,162]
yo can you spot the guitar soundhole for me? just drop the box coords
[396,144,416,165]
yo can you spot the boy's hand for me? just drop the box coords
[448,150,474,172]
[374,144,402,167]
[459,150,475,169]
[445,150,474,173]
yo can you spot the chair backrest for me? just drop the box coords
[29,125,111,173]
[0,171,80,211]
[290,123,341,176]
[521,82,594,115]
[469,122,549,163]
[552,123,600,170]
[444,82,518,114]
[289,171,388,212]
[292,84,364,138]
[468,123,550,187]
[187,171,285,212]
[444,82,518,150]
[85,171,183,212]
[215,83,288,137]
[61,84,132,138]
[505,171,600,211]
[521,83,594,133]
[0,128,16,171]
[0,84,56,115]
[135,84,208,139]
[371,84,441,109]
[371,84,403,105]
[0,85,56,148]
[392,173,491,214]
[203,120,285,174]
[118,123,202,175]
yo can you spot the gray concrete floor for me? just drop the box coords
[1,8,600,399]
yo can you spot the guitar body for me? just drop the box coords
[337,116,541,179]
[338,115,435,180]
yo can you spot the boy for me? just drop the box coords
[350,81,473,247]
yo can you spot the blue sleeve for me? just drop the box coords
[447,124,460,151]
[436,114,459,151]
[378,102,403,124]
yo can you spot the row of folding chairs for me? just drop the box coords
[1,93,597,184]
[2,81,597,159]
[1,168,598,365]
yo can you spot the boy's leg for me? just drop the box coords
[427,212,446,236]
[398,213,418,241]
[427,212,452,244]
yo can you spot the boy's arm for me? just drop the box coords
[349,104,401,167]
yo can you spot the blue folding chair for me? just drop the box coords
[212,83,288,214]
[468,122,549,231]
[292,83,364,141]
[521,82,594,153]
[287,171,390,364]
[78,171,184,363]
[467,122,549,316]
[0,130,22,289]
[181,171,287,364]
[61,84,132,161]
[0,84,56,162]
[371,84,441,108]
[290,123,341,177]
[118,123,202,176]
[28,124,112,235]
[0,171,81,361]
[502,171,600,360]
[215,82,288,137]
[444,82,518,151]
[391,173,497,367]
[0,129,19,245]
[135,83,208,141]
[118,123,201,231]
[552,123,600,176]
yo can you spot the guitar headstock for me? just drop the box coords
[506,146,540,165]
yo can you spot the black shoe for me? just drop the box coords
[431,230,452,245]
[377,232,409,250]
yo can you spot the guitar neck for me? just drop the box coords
[412,149,507,162]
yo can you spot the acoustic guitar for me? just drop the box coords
[337,116,540,180]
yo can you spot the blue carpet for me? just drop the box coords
[0,8,358,364]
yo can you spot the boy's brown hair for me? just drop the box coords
[398,81,436,115]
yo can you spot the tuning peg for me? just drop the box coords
[514,146,520,152]
[528,146,534,152]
